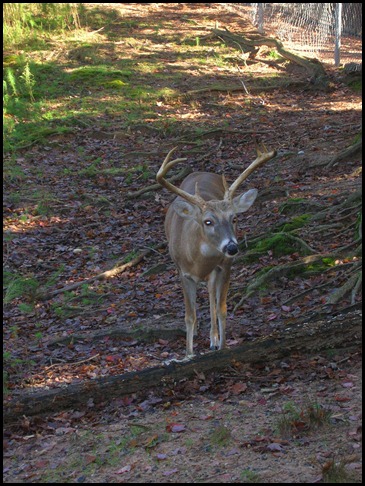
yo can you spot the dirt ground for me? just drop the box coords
[3,3,362,483]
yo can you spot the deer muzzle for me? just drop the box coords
[224,240,239,256]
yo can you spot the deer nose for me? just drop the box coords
[225,241,239,256]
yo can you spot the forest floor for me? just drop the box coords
[3,3,362,483]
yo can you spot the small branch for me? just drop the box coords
[41,243,166,300]
[89,26,105,35]
[45,354,100,370]
[176,83,304,100]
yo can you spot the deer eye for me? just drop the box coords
[204,219,213,226]
[232,217,238,224]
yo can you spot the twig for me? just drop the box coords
[89,26,105,35]
[45,354,100,370]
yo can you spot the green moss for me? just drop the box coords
[346,77,362,93]
[242,233,305,262]
[279,198,305,214]
[69,66,132,85]
[103,79,128,89]
[279,214,311,232]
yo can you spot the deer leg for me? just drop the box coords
[208,272,219,350]
[214,264,232,350]
[181,274,197,356]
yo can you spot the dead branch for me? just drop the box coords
[41,243,166,300]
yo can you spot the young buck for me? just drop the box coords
[157,145,276,356]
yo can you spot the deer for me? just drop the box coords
[156,145,276,357]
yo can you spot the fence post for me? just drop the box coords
[257,3,264,34]
[334,3,342,66]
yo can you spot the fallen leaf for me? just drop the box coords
[116,464,132,474]
[163,468,178,476]
[156,453,168,461]
[166,423,186,433]
[230,382,248,395]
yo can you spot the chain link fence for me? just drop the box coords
[222,3,362,69]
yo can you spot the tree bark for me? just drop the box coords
[4,310,361,424]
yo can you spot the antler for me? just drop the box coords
[156,147,206,208]
[224,143,277,201]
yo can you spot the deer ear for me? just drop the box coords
[173,199,201,219]
[232,188,258,213]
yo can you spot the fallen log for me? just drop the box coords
[4,310,361,424]
[212,28,329,87]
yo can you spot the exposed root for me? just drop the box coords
[232,254,328,312]
[233,255,361,313]
[327,267,362,305]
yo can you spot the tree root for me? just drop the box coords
[310,139,362,169]
[326,262,362,305]
[232,254,361,312]
[232,254,328,312]
[311,190,362,222]
[326,140,362,168]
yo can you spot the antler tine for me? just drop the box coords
[224,145,276,201]
[156,147,206,208]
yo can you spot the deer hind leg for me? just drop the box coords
[181,274,197,357]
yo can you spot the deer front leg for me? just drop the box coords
[213,265,232,350]
[181,274,197,357]
[208,273,218,350]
